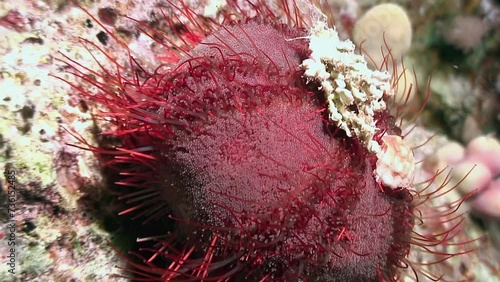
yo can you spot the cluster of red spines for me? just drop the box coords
[54,1,480,281]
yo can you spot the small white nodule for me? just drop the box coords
[375,135,416,189]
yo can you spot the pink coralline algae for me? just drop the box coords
[0,9,31,32]
[57,1,477,281]
[426,136,500,219]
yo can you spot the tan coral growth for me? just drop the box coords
[301,20,394,153]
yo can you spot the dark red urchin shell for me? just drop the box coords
[57,2,420,281]
[103,18,415,281]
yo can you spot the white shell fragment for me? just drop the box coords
[375,135,416,189]
[301,20,394,154]
[302,14,416,189]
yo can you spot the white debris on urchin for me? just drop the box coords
[301,20,416,189]
[375,135,416,189]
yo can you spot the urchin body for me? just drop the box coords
[55,1,482,280]
[166,97,412,280]
[111,18,415,281]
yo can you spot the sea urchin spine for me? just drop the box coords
[55,1,477,281]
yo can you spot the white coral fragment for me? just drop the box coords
[301,15,416,189]
[301,20,394,153]
[375,135,416,189]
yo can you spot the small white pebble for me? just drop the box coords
[375,135,416,189]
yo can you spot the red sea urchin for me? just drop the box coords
[56,1,476,281]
